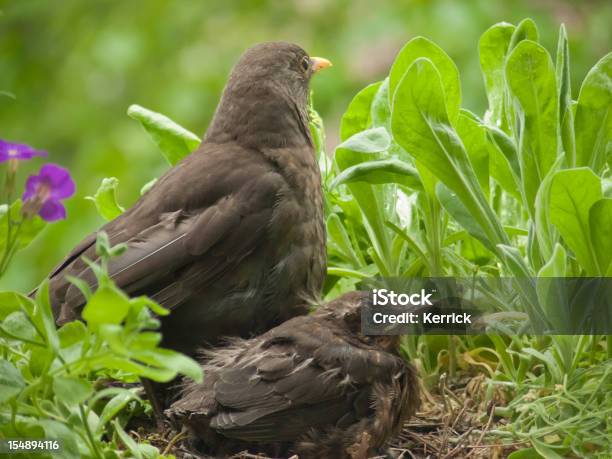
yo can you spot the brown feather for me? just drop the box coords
[166,292,420,459]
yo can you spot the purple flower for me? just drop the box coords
[22,163,75,221]
[0,139,47,163]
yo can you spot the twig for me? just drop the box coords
[464,404,495,459]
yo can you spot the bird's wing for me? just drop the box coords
[192,321,401,442]
[50,143,286,322]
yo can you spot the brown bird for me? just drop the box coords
[166,291,420,459]
[44,42,330,355]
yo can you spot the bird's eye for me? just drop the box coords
[300,56,310,72]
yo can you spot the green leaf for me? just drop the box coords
[534,156,564,261]
[556,24,575,166]
[506,40,559,216]
[574,52,612,172]
[334,128,394,274]
[326,214,362,267]
[589,198,612,275]
[538,243,566,278]
[127,104,200,165]
[336,127,390,154]
[35,280,60,353]
[456,110,490,197]
[85,177,125,221]
[1,311,38,342]
[58,320,88,348]
[389,37,461,123]
[537,244,569,326]
[39,420,80,459]
[82,284,131,326]
[331,158,421,189]
[132,348,203,383]
[92,388,141,430]
[53,376,93,405]
[549,168,602,275]
[113,419,143,459]
[478,21,515,130]
[0,200,46,254]
[370,78,391,129]
[391,58,508,251]
[509,18,539,50]
[0,359,25,403]
[507,448,543,459]
[340,81,381,141]
[0,291,34,320]
[436,183,492,251]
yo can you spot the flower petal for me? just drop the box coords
[0,139,47,162]
[22,175,43,201]
[38,199,66,222]
[40,163,76,199]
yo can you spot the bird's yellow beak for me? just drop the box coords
[311,57,333,73]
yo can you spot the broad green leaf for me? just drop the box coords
[507,448,544,459]
[436,183,492,251]
[506,40,559,216]
[0,290,34,320]
[370,78,391,129]
[334,128,394,275]
[391,58,508,250]
[85,177,125,221]
[389,37,461,123]
[0,200,45,254]
[331,158,420,189]
[485,125,520,178]
[549,168,602,275]
[534,156,564,261]
[509,18,539,50]
[337,127,390,154]
[538,243,567,278]
[487,131,522,201]
[53,376,92,405]
[0,360,25,403]
[456,110,490,197]
[574,52,612,172]
[478,22,515,130]
[537,244,569,329]
[39,420,80,459]
[1,311,38,342]
[340,81,381,141]
[127,104,200,166]
[82,284,131,326]
[589,198,612,275]
[58,320,88,348]
[556,24,575,166]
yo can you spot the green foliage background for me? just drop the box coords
[1,0,611,290]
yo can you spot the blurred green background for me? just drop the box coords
[1,0,611,291]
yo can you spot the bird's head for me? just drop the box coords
[205,42,332,148]
[317,291,401,353]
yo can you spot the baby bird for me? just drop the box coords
[166,291,420,459]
